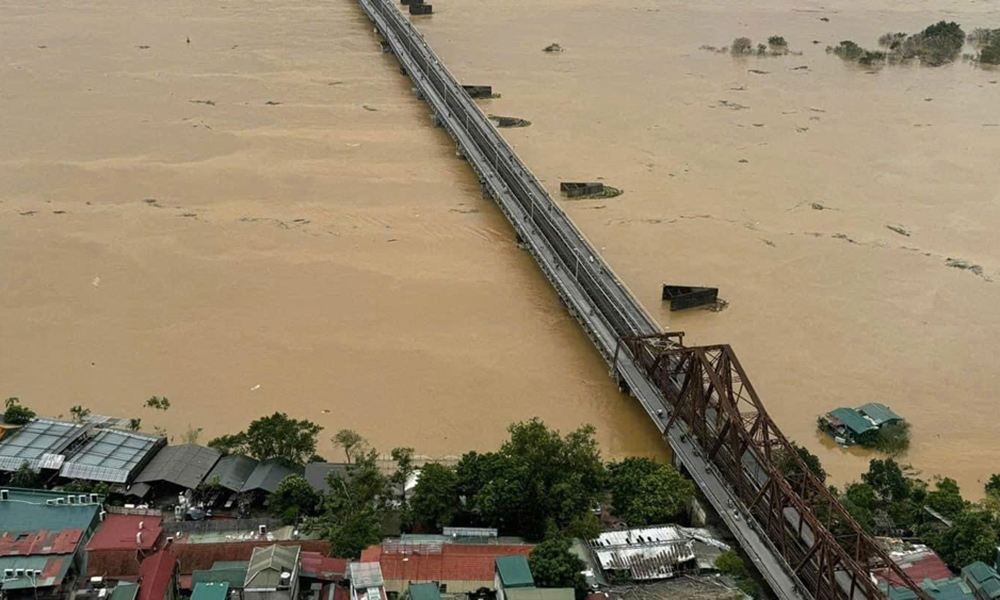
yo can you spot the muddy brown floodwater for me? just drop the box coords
[1,0,998,495]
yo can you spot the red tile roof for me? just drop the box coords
[88,515,163,552]
[301,552,348,582]
[0,529,83,556]
[372,544,534,583]
[138,549,178,600]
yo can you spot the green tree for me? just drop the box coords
[63,480,111,495]
[862,459,912,503]
[69,405,91,423]
[984,474,1000,499]
[924,509,999,569]
[409,463,460,530]
[315,450,389,558]
[528,537,588,593]
[332,429,366,464]
[608,457,694,526]
[267,474,321,524]
[127,417,142,432]
[926,478,965,520]
[716,551,747,578]
[468,419,607,540]
[3,397,35,425]
[390,447,415,503]
[778,442,827,483]
[144,396,171,411]
[207,412,323,468]
[11,462,41,488]
[562,512,602,540]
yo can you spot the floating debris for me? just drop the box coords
[886,224,911,237]
[945,258,984,276]
[543,43,563,53]
[488,114,531,128]
[189,99,216,106]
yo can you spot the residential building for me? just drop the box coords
[191,582,231,600]
[962,562,1000,600]
[137,549,180,600]
[819,403,904,446]
[349,562,386,600]
[495,555,535,600]
[857,403,903,427]
[86,513,164,579]
[0,487,103,599]
[588,526,730,582]
[243,544,301,600]
[361,542,533,595]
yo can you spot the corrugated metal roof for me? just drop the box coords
[589,526,698,581]
[858,403,902,426]
[192,565,248,588]
[828,408,876,435]
[304,462,350,494]
[0,419,89,472]
[0,489,101,548]
[138,549,178,600]
[495,555,534,588]
[408,582,442,600]
[134,444,221,489]
[374,543,533,583]
[86,514,163,551]
[59,429,165,484]
[0,554,70,589]
[350,562,385,589]
[242,460,293,494]
[110,582,140,600]
[205,455,259,492]
[245,544,300,589]
[192,582,231,600]
[507,589,575,600]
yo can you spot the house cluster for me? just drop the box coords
[818,402,904,446]
[877,540,1000,600]
[0,416,297,514]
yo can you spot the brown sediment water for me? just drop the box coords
[0,0,664,461]
[413,0,1000,495]
[2,0,999,497]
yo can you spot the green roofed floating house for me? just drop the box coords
[819,402,905,448]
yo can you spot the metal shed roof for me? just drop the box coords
[110,582,140,600]
[192,582,231,600]
[304,462,350,493]
[857,403,902,426]
[205,455,259,492]
[349,562,384,589]
[589,526,698,581]
[495,555,534,588]
[59,429,166,484]
[408,582,442,600]
[242,460,293,494]
[0,419,89,472]
[245,545,300,589]
[828,408,875,435]
[134,444,221,489]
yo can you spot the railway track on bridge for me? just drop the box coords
[354,2,931,599]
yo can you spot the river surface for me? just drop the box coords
[2,0,998,494]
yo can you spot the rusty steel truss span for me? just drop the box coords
[621,335,930,600]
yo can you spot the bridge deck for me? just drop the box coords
[354,1,842,598]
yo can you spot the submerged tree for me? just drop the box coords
[332,429,367,464]
[3,397,35,425]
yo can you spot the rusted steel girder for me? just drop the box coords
[622,335,930,600]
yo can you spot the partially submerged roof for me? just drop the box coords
[828,408,876,435]
[408,582,442,600]
[242,460,294,494]
[134,444,221,490]
[244,544,300,589]
[304,462,350,494]
[59,428,166,483]
[192,582,231,600]
[507,589,575,600]
[858,403,903,426]
[0,418,89,471]
[495,555,535,588]
[205,455,259,492]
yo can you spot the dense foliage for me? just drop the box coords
[267,474,321,524]
[528,536,588,593]
[208,412,323,468]
[3,397,35,425]
[409,463,460,530]
[607,457,695,526]
[314,449,390,558]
